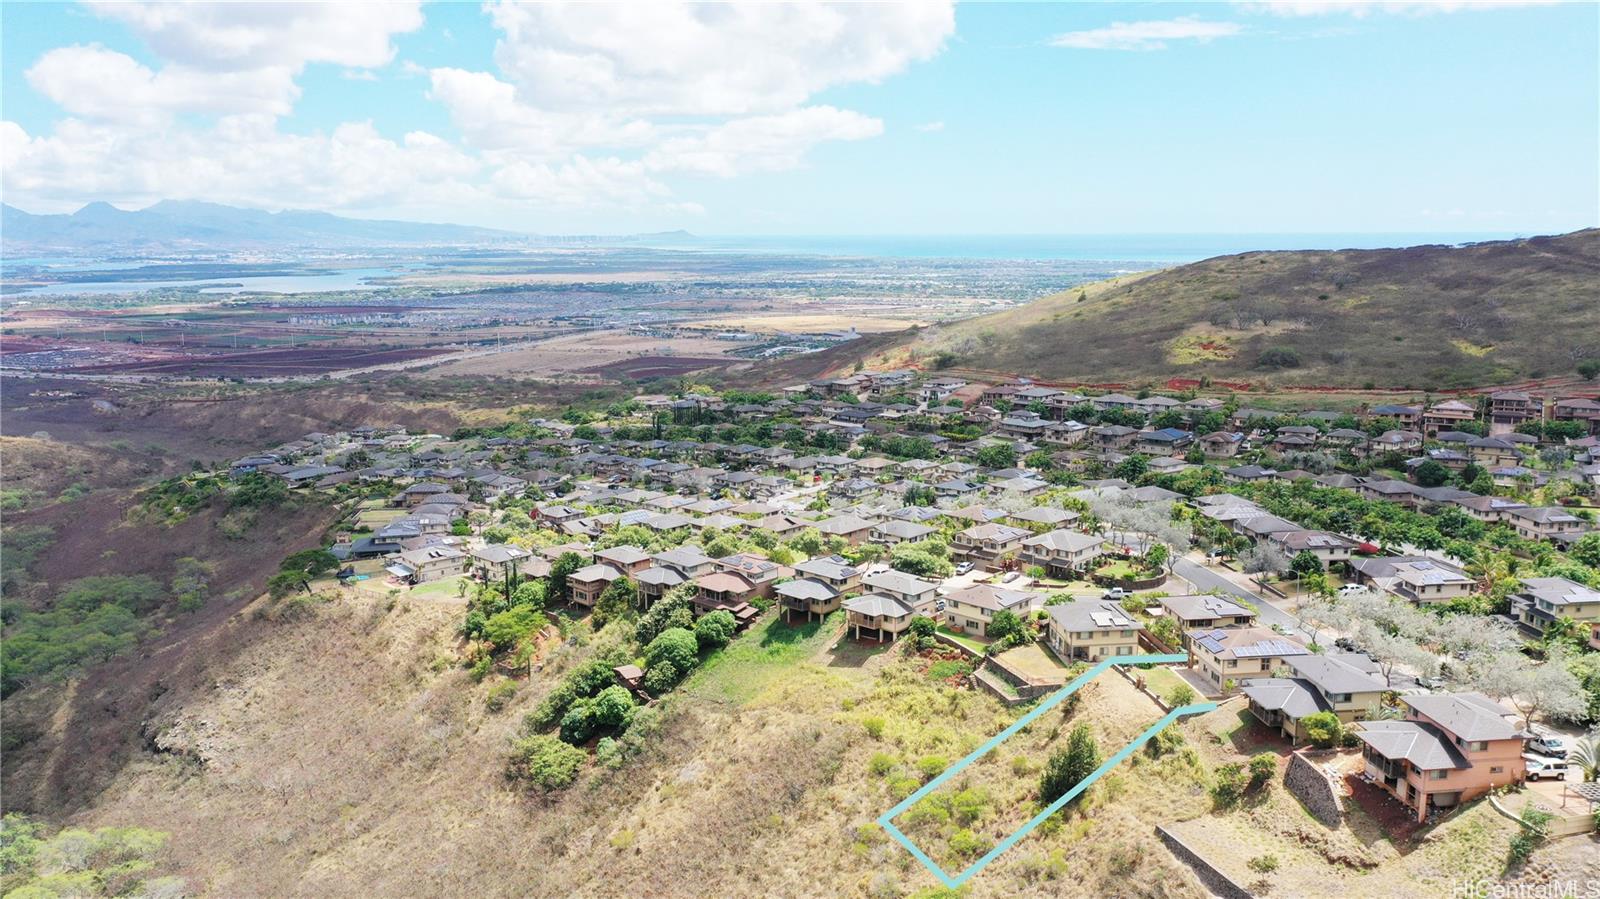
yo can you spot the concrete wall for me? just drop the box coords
[1155,825,1255,899]
[1285,750,1347,828]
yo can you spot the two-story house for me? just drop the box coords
[1508,506,1585,543]
[1019,529,1105,578]
[1157,594,1257,648]
[1046,600,1142,661]
[1241,653,1387,743]
[943,584,1044,637]
[1510,576,1600,638]
[1355,693,1525,824]
[775,577,841,624]
[792,555,863,593]
[952,522,1031,571]
[1187,627,1309,693]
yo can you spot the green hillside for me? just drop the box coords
[866,229,1600,389]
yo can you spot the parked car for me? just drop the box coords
[954,561,974,575]
[1416,676,1446,690]
[1528,732,1569,757]
[1523,753,1568,781]
[1338,584,1366,596]
[1102,587,1131,600]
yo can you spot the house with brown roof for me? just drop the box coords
[952,522,1030,571]
[693,570,761,627]
[1019,529,1105,578]
[1355,693,1525,823]
[943,584,1044,637]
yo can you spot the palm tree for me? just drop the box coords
[1568,732,1600,783]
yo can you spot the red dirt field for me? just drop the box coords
[62,345,449,377]
[584,354,729,379]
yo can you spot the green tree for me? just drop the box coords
[1301,711,1344,749]
[644,627,699,677]
[975,443,1017,469]
[1289,550,1323,579]
[483,606,546,652]
[1038,723,1100,805]
[593,576,637,628]
[1413,459,1450,488]
[548,552,585,601]
[511,734,586,790]
[987,610,1027,645]
[694,609,737,649]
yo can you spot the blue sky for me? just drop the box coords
[2,1,1594,235]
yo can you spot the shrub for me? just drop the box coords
[868,753,896,777]
[987,610,1027,645]
[948,828,990,859]
[511,734,585,790]
[589,685,636,729]
[482,606,546,653]
[694,610,737,650]
[485,681,518,712]
[1167,684,1197,708]
[1039,724,1100,804]
[643,663,680,695]
[1257,347,1303,369]
[1248,753,1277,791]
[1211,763,1247,808]
[1247,854,1279,873]
[917,755,949,781]
[636,584,696,644]
[1301,711,1344,749]
[863,716,887,739]
[644,628,699,674]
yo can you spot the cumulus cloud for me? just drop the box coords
[1051,17,1244,51]
[8,0,950,219]
[85,0,424,71]
[485,1,954,116]
[26,45,299,125]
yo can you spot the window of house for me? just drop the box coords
[1490,766,1504,774]
[1429,769,1448,780]
[1469,741,1487,752]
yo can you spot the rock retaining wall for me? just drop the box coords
[1285,750,1346,828]
[1155,825,1255,899]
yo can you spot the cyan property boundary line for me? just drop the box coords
[876,653,1217,888]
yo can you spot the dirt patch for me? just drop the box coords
[584,355,729,380]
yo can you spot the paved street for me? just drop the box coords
[1172,557,1307,640]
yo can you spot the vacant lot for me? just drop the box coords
[417,330,733,379]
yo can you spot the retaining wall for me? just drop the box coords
[1155,825,1255,899]
[1285,750,1347,828]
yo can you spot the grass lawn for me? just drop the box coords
[1135,665,1189,702]
[1095,561,1157,580]
[407,576,469,601]
[993,642,1074,681]
[355,508,407,528]
[687,610,845,705]
[935,625,990,654]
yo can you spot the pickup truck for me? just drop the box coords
[1102,587,1131,600]
[1523,753,1568,781]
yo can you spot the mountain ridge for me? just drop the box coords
[850,228,1600,390]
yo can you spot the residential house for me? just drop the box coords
[1197,431,1245,458]
[792,555,864,593]
[1242,654,1387,743]
[1488,392,1537,432]
[943,584,1044,637]
[870,519,938,546]
[1355,693,1525,823]
[1508,506,1585,544]
[1019,529,1105,578]
[1422,400,1478,437]
[1157,594,1257,648]
[1187,627,1309,693]
[568,562,625,607]
[776,578,841,624]
[1387,559,1476,605]
[693,571,761,627]
[952,522,1031,571]
[861,569,940,615]
[1266,530,1356,569]
[815,514,876,545]
[1045,600,1142,661]
[469,544,531,582]
[1510,576,1600,637]
[385,545,465,584]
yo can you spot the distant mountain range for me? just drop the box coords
[1,201,696,253]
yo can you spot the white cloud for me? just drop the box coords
[1236,0,1558,16]
[26,45,298,125]
[645,106,883,177]
[1,117,481,214]
[85,1,424,71]
[1051,17,1244,51]
[915,121,946,133]
[427,67,655,160]
[485,1,954,116]
[10,0,948,221]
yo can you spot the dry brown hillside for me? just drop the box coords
[858,230,1600,390]
[5,584,1541,899]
